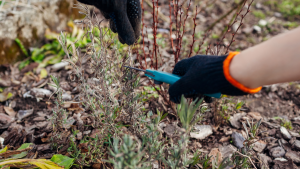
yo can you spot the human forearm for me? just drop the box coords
[230,26,300,88]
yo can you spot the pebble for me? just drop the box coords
[294,140,300,151]
[190,125,213,140]
[62,93,72,101]
[285,151,300,163]
[229,113,246,129]
[274,12,282,18]
[269,147,286,158]
[258,19,268,27]
[255,2,262,9]
[219,145,237,159]
[232,132,245,149]
[274,158,287,162]
[51,61,69,71]
[253,25,262,34]
[253,140,267,152]
[280,127,291,140]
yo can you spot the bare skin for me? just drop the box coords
[230,26,300,89]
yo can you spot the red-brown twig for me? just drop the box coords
[188,6,199,58]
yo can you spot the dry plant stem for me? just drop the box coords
[188,6,198,58]
[141,0,147,69]
[197,30,210,55]
[169,2,175,53]
[229,145,257,169]
[144,0,170,23]
[205,0,245,32]
[216,0,252,55]
[152,0,158,70]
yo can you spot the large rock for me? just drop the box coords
[0,0,84,65]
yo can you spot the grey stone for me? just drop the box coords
[269,147,286,158]
[190,125,213,140]
[274,158,287,162]
[219,145,237,159]
[294,140,300,151]
[280,127,291,140]
[229,113,246,129]
[274,12,282,18]
[62,93,72,101]
[255,2,262,9]
[253,140,267,152]
[258,20,268,27]
[232,132,245,149]
[253,25,262,34]
[51,61,69,71]
[285,151,300,163]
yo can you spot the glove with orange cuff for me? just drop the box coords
[169,52,262,103]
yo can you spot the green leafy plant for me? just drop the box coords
[177,96,203,132]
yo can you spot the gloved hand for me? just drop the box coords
[77,0,141,45]
[169,52,262,103]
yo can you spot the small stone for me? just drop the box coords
[209,148,222,165]
[258,20,268,27]
[285,151,300,163]
[255,2,262,9]
[274,12,282,18]
[219,145,237,159]
[51,61,69,71]
[253,140,267,152]
[274,158,287,162]
[229,113,246,129]
[248,112,262,120]
[62,93,72,101]
[258,153,272,169]
[232,132,245,149]
[190,125,213,140]
[294,140,300,151]
[269,147,286,158]
[280,127,291,140]
[253,25,262,34]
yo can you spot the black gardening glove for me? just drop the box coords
[169,52,262,103]
[77,0,141,45]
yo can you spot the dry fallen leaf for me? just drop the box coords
[4,107,16,118]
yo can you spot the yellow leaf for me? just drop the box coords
[0,146,8,154]
[0,159,64,169]
[40,68,48,79]
[6,93,13,100]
